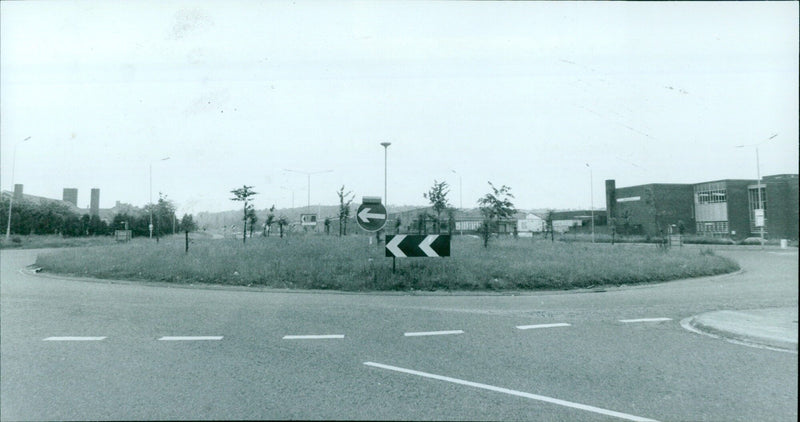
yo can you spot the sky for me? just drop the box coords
[1,0,798,215]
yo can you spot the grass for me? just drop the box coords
[34,234,740,292]
[0,234,119,250]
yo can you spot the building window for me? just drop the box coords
[695,183,727,204]
[696,221,729,238]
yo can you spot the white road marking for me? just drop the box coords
[158,336,223,341]
[404,330,464,337]
[619,318,672,323]
[282,334,345,340]
[516,323,571,330]
[43,337,106,341]
[364,362,658,422]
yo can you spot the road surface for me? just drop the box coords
[1,246,797,420]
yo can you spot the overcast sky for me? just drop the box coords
[2,0,797,215]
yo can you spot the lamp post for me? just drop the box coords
[149,157,170,239]
[5,136,31,240]
[450,169,462,210]
[379,142,391,242]
[586,163,594,243]
[283,169,333,211]
[736,133,777,246]
[280,186,297,209]
[380,142,391,207]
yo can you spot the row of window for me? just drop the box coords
[695,188,727,204]
[696,221,728,234]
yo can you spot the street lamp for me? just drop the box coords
[450,169,462,210]
[586,163,594,243]
[283,169,333,211]
[5,136,31,240]
[149,157,170,239]
[736,133,777,245]
[280,186,298,209]
[380,142,391,207]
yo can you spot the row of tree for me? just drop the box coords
[229,179,520,248]
[0,195,196,238]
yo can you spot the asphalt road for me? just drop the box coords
[1,246,797,421]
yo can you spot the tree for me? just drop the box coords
[150,193,177,240]
[337,185,354,236]
[446,207,456,235]
[230,185,257,244]
[476,182,517,248]
[423,180,451,233]
[324,217,332,235]
[180,214,197,232]
[277,215,289,238]
[544,209,555,242]
[394,216,402,234]
[263,205,276,237]
[247,206,258,238]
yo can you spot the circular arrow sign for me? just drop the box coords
[356,202,387,232]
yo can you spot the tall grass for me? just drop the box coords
[34,235,740,291]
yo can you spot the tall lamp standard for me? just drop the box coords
[380,142,391,206]
[380,142,391,241]
[736,133,777,246]
[149,157,170,239]
[450,169,462,210]
[5,136,31,240]
[586,163,594,243]
[283,169,333,211]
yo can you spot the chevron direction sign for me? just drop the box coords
[385,235,450,258]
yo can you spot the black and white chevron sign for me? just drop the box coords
[385,235,450,258]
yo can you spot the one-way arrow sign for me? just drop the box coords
[356,201,387,232]
[385,235,450,257]
[358,207,385,223]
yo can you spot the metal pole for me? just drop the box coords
[149,163,153,238]
[384,146,388,206]
[590,168,594,243]
[5,136,30,240]
[587,163,594,243]
[757,146,763,246]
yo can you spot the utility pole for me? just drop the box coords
[5,136,31,240]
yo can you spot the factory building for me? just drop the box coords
[606,180,695,236]
[693,180,754,239]
[606,175,799,240]
[761,174,799,240]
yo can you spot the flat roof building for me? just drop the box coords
[606,175,799,240]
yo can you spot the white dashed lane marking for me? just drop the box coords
[516,323,571,330]
[619,318,672,323]
[158,336,224,341]
[282,334,345,340]
[404,330,464,337]
[364,362,659,422]
[43,337,107,341]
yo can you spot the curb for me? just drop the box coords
[681,315,798,353]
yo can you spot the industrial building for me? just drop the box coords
[606,174,799,240]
